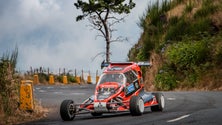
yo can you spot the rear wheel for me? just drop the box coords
[130,96,144,116]
[60,100,76,121]
[151,93,165,112]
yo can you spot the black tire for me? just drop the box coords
[129,96,144,116]
[91,112,103,117]
[151,93,165,112]
[60,100,76,121]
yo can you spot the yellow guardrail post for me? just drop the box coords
[87,75,92,84]
[76,76,81,84]
[81,69,85,83]
[19,80,34,111]
[63,75,68,84]
[33,74,39,84]
[96,76,100,84]
[49,75,55,85]
[87,71,92,84]
[95,70,99,84]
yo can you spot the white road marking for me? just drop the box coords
[167,114,190,123]
[46,86,54,89]
[167,97,176,100]
[39,90,46,93]
[69,93,85,95]
[54,92,63,94]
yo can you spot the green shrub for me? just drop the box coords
[55,75,77,83]
[216,46,222,64]
[189,18,211,36]
[38,73,49,83]
[128,46,139,61]
[56,75,63,83]
[187,72,198,85]
[166,40,210,70]
[155,71,177,91]
[136,50,146,61]
[68,76,77,83]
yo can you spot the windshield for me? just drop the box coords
[97,73,126,85]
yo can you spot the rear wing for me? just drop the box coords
[101,61,152,69]
[137,61,152,67]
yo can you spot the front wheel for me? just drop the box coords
[151,93,165,112]
[130,96,144,116]
[60,100,76,121]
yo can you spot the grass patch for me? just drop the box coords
[165,16,212,42]
[194,0,219,18]
[184,0,193,13]
[165,18,188,41]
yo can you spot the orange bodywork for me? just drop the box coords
[77,62,158,114]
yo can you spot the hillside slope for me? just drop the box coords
[128,0,222,91]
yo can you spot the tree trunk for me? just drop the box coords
[99,9,111,63]
[103,17,110,63]
[106,39,110,63]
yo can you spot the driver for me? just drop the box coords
[115,74,124,84]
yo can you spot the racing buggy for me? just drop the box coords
[60,62,165,121]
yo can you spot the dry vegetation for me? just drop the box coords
[0,101,48,125]
[0,50,48,125]
[0,81,48,125]
[144,51,163,91]
[167,4,185,18]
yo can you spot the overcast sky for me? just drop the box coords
[0,0,152,75]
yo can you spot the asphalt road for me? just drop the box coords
[21,84,222,125]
